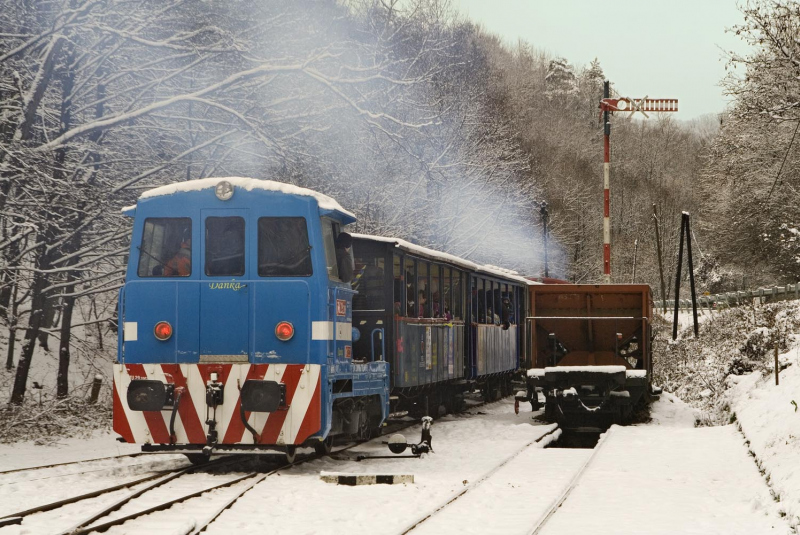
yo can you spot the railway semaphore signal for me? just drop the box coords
[598,82,678,283]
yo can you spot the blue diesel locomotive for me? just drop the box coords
[113,178,527,460]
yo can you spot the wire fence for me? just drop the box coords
[655,282,800,312]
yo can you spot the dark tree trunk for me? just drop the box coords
[54,41,79,399]
[57,284,76,398]
[10,34,75,404]
[10,262,49,404]
[5,275,19,370]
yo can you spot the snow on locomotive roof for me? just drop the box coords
[351,233,535,285]
[138,177,355,218]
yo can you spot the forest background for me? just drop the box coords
[0,0,797,408]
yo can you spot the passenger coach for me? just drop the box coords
[350,235,529,417]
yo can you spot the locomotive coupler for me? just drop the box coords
[206,375,225,407]
[205,373,225,445]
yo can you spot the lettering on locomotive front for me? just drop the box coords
[207,282,246,291]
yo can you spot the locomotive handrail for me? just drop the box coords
[117,286,125,361]
[371,328,385,362]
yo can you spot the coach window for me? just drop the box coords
[404,257,416,317]
[504,285,516,325]
[487,280,494,324]
[470,277,477,323]
[321,219,339,280]
[205,217,245,276]
[494,283,503,323]
[453,270,463,320]
[353,249,385,311]
[417,261,429,318]
[430,265,441,318]
[486,281,494,324]
[138,218,192,277]
[393,254,405,316]
[257,217,312,277]
[442,267,452,320]
[474,278,484,323]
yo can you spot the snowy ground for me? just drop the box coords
[0,430,139,470]
[541,395,789,535]
[0,395,792,535]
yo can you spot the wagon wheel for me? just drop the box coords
[285,445,297,463]
[314,436,333,455]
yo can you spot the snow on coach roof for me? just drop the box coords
[137,177,355,218]
[352,233,536,285]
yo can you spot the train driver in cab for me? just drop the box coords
[164,233,191,276]
[335,232,355,282]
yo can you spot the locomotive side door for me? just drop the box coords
[199,209,250,359]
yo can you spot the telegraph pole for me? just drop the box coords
[598,85,678,283]
[602,81,611,283]
[540,201,549,278]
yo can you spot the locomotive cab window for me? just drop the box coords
[321,219,339,280]
[205,217,245,276]
[137,218,192,277]
[258,217,312,277]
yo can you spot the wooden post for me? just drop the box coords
[775,346,780,386]
[89,375,103,404]
[652,204,667,314]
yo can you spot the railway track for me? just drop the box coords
[396,423,562,535]
[526,427,614,535]
[394,424,614,535]
[0,453,146,476]
[0,418,424,535]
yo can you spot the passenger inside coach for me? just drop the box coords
[431,290,441,317]
[418,290,429,318]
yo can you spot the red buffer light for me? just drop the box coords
[275,321,294,341]
[154,321,173,341]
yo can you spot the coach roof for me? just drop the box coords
[352,233,535,285]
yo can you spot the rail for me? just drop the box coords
[655,282,800,311]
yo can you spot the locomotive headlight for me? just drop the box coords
[215,180,234,201]
[127,380,167,411]
[275,321,294,341]
[154,321,172,341]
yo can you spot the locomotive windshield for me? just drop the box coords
[205,216,245,276]
[257,217,312,276]
[137,217,192,277]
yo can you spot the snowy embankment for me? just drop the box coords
[655,301,800,529]
[728,348,800,528]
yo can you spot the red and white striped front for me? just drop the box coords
[113,363,321,446]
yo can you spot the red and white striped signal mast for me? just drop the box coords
[599,81,678,283]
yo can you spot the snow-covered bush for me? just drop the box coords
[652,301,800,424]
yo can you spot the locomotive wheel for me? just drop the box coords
[314,436,333,455]
[285,445,297,463]
[184,453,210,466]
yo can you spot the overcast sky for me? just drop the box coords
[452,0,751,120]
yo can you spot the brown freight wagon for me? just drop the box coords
[519,284,659,430]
